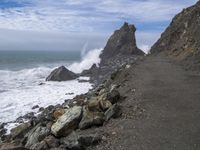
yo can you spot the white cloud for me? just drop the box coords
[0,0,197,50]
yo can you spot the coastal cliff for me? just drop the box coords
[151,1,200,70]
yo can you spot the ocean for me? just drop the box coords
[0,49,102,125]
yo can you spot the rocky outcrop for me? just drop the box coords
[80,22,144,85]
[100,22,144,61]
[151,1,200,69]
[46,66,77,81]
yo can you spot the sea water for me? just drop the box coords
[0,49,102,124]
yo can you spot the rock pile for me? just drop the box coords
[0,77,122,150]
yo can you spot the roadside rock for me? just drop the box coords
[79,107,105,130]
[105,104,122,121]
[51,106,82,137]
[46,66,77,81]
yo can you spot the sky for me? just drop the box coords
[0,0,198,52]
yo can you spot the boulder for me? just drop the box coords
[25,124,50,149]
[10,122,31,139]
[46,66,77,81]
[105,104,122,121]
[51,106,82,137]
[79,107,105,130]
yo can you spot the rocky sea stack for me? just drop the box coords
[46,66,78,81]
[100,22,144,62]
[151,1,200,69]
[82,22,144,84]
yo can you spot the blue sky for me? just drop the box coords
[0,0,198,52]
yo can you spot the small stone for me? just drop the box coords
[32,105,39,109]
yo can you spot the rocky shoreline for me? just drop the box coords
[0,22,144,150]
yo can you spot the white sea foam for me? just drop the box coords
[0,66,92,124]
[69,48,102,73]
[0,49,103,133]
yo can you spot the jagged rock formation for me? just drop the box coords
[151,1,200,69]
[46,66,78,81]
[82,22,144,84]
[100,22,144,62]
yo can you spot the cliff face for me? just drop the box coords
[151,1,200,65]
[100,22,144,62]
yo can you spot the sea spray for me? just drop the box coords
[69,48,103,73]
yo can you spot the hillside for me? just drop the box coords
[151,1,200,70]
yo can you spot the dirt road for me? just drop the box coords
[92,55,200,150]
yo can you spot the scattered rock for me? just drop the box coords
[1,140,28,150]
[51,106,82,137]
[105,104,122,121]
[79,107,105,130]
[11,122,31,139]
[25,124,50,149]
[46,66,78,81]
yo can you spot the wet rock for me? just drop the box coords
[11,122,31,139]
[32,105,39,110]
[25,124,50,149]
[79,107,105,130]
[53,109,66,120]
[105,104,122,121]
[51,106,82,137]
[46,66,77,81]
